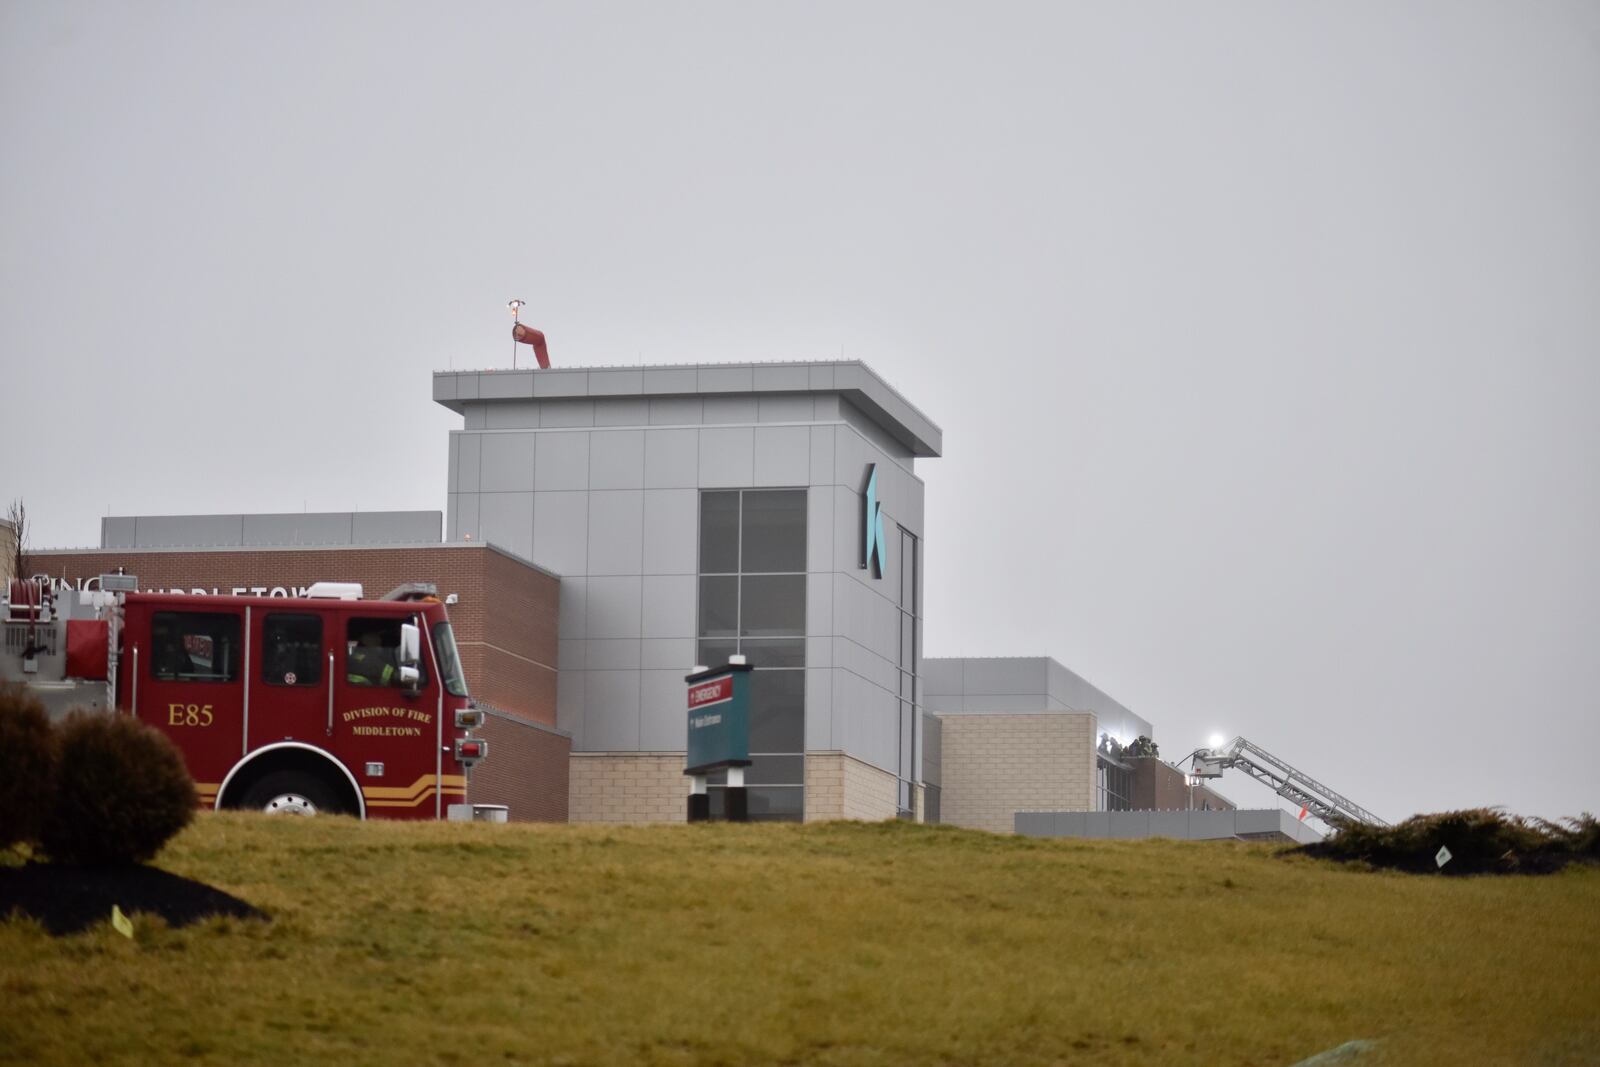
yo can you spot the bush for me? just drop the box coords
[0,682,59,849]
[1301,808,1600,876]
[40,711,197,866]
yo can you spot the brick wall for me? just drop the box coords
[32,543,558,726]
[1130,756,1236,812]
[936,712,1098,833]
[805,752,898,822]
[473,548,559,727]
[568,752,687,823]
[471,710,571,822]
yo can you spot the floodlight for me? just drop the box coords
[1208,733,1226,750]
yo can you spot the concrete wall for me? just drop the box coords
[100,511,442,549]
[936,712,1099,833]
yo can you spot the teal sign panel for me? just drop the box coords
[685,664,753,775]
[863,464,888,579]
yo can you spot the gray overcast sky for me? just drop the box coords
[4,2,1596,822]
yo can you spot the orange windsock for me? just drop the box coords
[511,322,551,369]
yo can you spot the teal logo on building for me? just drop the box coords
[863,464,888,579]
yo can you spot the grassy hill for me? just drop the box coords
[2,814,1597,1066]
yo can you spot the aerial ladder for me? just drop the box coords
[1188,736,1388,829]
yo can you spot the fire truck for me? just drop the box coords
[1,574,490,820]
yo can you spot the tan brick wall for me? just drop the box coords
[569,752,687,823]
[937,712,1098,833]
[1,521,15,584]
[805,752,898,822]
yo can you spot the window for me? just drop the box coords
[708,784,804,822]
[739,574,805,636]
[345,616,421,688]
[739,490,807,572]
[698,491,741,573]
[748,670,805,753]
[697,576,739,638]
[699,489,808,822]
[263,614,321,687]
[150,612,240,683]
[895,526,921,818]
[432,622,469,698]
[1097,754,1133,812]
[735,638,805,669]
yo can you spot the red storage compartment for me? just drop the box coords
[66,619,110,680]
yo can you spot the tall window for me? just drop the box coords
[896,525,919,818]
[1097,742,1133,811]
[698,489,806,822]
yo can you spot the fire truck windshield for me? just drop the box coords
[431,621,470,697]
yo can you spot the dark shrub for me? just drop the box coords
[1301,808,1600,876]
[1534,813,1600,859]
[40,711,197,866]
[0,682,59,849]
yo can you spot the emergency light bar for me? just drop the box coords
[382,582,439,602]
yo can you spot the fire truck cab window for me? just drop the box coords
[264,614,322,687]
[431,622,469,698]
[345,617,415,688]
[151,612,240,683]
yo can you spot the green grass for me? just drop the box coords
[3,814,1598,1066]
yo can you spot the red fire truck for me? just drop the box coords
[1,575,489,820]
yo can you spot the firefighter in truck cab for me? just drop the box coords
[0,576,493,821]
[346,628,398,687]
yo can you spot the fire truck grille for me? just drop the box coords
[4,625,57,656]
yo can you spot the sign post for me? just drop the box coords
[684,657,753,823]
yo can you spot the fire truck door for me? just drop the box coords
[333,613,436,813]
[251,611,331,747]
[138,608,246,787]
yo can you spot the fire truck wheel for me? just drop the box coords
[241,771,346,816]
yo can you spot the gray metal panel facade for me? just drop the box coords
[350,511,443,545]
[438,361,938,783]
[1013,808,1324,844]
[434,361,943,457]
[99,511,442,548]
[100,516,138,548]
[923,656,1153,743]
